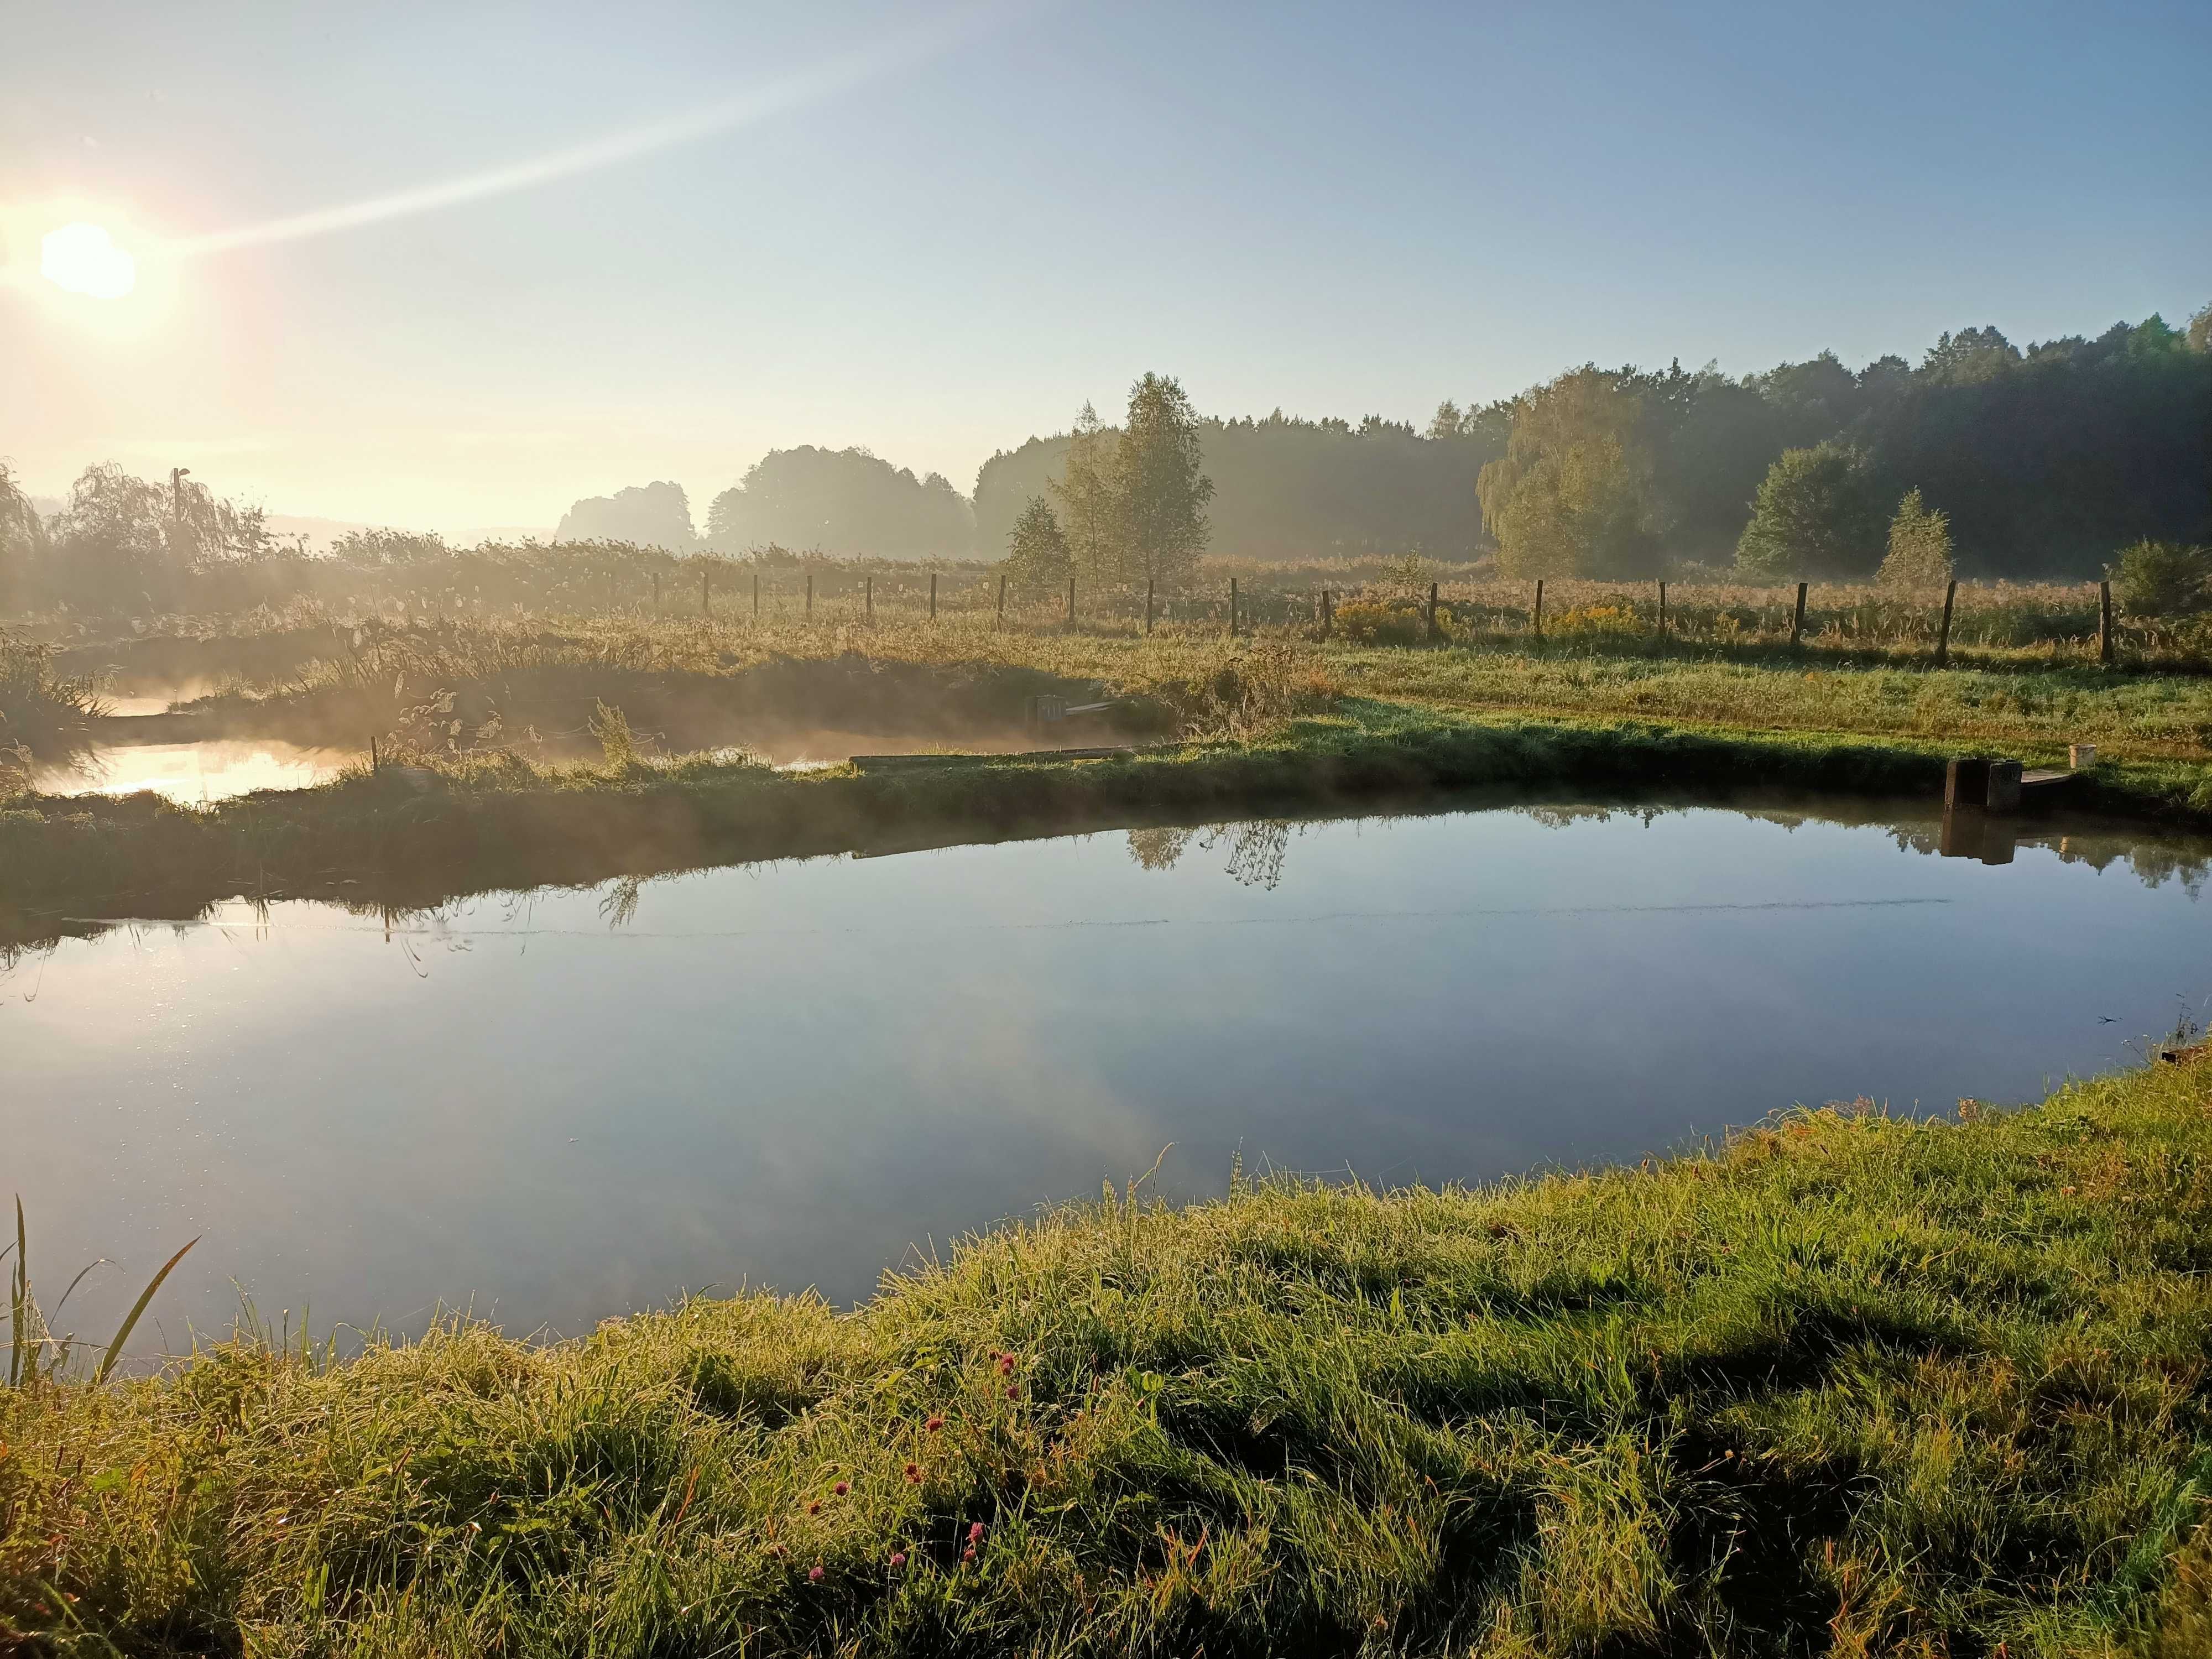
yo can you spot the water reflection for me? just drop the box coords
[9,793,2212,1355]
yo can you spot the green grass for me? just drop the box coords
[9,696,2212,951]
[11,1055,2212,1654]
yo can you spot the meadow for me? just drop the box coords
[10,1050,2212,1654]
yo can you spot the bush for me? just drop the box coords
[2111,540,2211,619]
[1550,601,1642,640]
[1330,600,1425,646]
[1877,488,1954,589]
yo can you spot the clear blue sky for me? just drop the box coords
[4,0,2206,531]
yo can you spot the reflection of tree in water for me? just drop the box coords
[1125,827,1196,872]
[1125,820,1294,889]
[599,875,645,928]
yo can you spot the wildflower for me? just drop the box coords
[833,1480,849,1496]
[808,1565,824,1583]
[1005,1385,1017,1399]
[925,1415,945,1432]
[807,1501,822,1516]
[998,1354,1015,1375]
[968,1521,986,1542]
[890,1551,908,1569]
[962,1546,977,1563]
[903,1462,921,1483]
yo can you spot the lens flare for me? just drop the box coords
[40,221,137,299]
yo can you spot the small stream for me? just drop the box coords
[7,794,2209,1353]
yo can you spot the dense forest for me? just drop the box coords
[5,310,2208,615]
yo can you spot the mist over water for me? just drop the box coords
[7,796,2208,1357]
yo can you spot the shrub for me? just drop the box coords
[1878,488,1954,589]
[1551,601,1642,639]
[2111,539,2210,619]
[1330,600,1425,646]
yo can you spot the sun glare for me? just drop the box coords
[41,221,137,299]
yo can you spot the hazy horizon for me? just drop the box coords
[7,0,2208,533]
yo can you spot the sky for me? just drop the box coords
[3,0,2208,536]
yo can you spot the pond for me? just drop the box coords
[7,794,2209,1357]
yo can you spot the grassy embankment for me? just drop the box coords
[10,608,2212,943]
[11,1054,2212,1653]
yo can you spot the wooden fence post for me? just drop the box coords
[1066,576,1076,628]
[651,570,660,611]
[1426,581,1439,643]
[1229,576,1239,638]
[702,568,710,617]
[1145,578,1155,635]
[997,573,1006,624]
[1532,579,1545,644]
[865,575,872,621]
[928,572,937,619]
[752,572,759,620]
[1790,581,1808,646]
[1936,579,1957,669]
[2099,580,2115,666]
[1657,580,1667,641]
[1321,589,1334,640]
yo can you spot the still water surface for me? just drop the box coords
[7,797,2209,1351]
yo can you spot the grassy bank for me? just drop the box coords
[10,1052,2212,1653]
[12,700,2212,950]
[49,607,2212,761]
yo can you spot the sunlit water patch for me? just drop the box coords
[7,798,2210,1353]
[31,739,357,802]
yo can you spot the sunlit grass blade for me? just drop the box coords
[92,1235,199,1385]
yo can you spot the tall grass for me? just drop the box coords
[8,1060,2212,1652]
[0,630,105,788]
[6,1198,196,1389]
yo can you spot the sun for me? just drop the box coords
[40,221,137,299]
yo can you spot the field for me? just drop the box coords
[11,1048,2212,1655]
[9,570,2212,946]
[11,571,2212,1651]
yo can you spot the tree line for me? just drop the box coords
[6,307,2206,615]
[1478,312,2212,581]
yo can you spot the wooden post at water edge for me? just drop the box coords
[1145,578,1155,635]
[997,573,1006,624]
[651,570,660,611]
[701,567,710,617]
[752,572,760,620]
[1229,576,1239,638]
[1532,579,1545,643]
[929,572,937,619]
[864,576,873,621]
[1934,580,1957,669]
[2099,580,2115,666]
[1657,581,1667,641]
[1790,581,1807,646]
[1320,588,1334,640]
[1066,576,1076,627]
[805,572,813,620]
